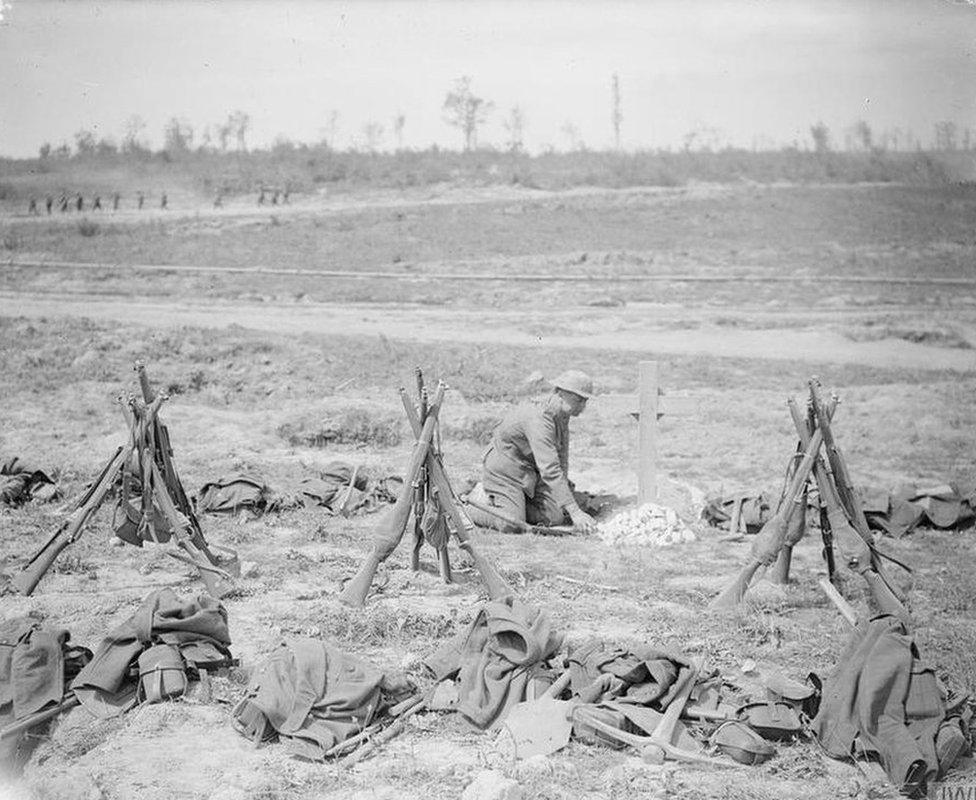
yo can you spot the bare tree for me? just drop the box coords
[224,110,251,152]
[163,117,194,154]
[934,120,958,151]
[122,115,148,154]
[392,112,406,150]
[320,109,340,149]
[854,120,873,151]
[889,127,902,152]
[503,106,525,153]
[561,121,585,152]
[216,122,232,152]
[443,76,493,151]
[360,121,384,153]
[810,121,831,153]
[611,73,622,151]
[73,129,97,156]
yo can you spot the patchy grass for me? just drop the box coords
[276,407,404,448]
[2,182,976,799]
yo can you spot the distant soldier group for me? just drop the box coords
[27,190,168,215]
[257,187,290,206]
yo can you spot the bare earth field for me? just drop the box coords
[2,181,976,800]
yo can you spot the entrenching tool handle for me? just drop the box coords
[339,384,446,607]
[544,670,572,699]
[818,578,857,626]
[399,391,514,601]
[650,663,699,749]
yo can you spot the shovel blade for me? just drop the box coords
[503,698,573,759]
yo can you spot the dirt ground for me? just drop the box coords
[2,181,976,800]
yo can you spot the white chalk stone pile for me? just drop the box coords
[596,503,697,547]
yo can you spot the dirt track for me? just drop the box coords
[5,291,976,372]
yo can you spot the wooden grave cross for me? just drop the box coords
[633,360,701,505]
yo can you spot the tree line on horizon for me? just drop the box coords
[20,76,975,164]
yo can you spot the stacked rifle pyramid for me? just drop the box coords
[339,368,512,607]
[13,364,240,598]
[710,378,910,622]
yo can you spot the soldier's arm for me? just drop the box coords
[525,412,577,512]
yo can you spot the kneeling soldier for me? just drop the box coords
[468,370,597,534]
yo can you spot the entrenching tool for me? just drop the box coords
[336,689,433,767]
[709,426,824,610]
[340,383,447,606]
[503,670,575,759]
[576,715,740,767]
[644,661,699,763]
[336,463,361,518]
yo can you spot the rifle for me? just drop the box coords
[0,694,80,740]
[788,394,910,626]
[12,395,165,596]
[463,497,575,536]
[771,449,808,585]
[119,388,237,597]
[808,381,908,599]
[410,368,428,572]
[786,397,838,584]
[136,364,231,565]
[339,383,447,606]
[398,389,513,600]
[709,425,823,610]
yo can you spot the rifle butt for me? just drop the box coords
[12,533,73,596]
[862,569,911,627]
[709,559,763,610]
[339,553,383,607]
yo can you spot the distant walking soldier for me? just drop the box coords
[257,189,266,206]
[28,197,38,215]
[45,195,53,215]
[282,188,290,204]
[75,193,83,212]
[137,191,145,210]
[58,193,68,212]
[112,192,121,211]
[160,191,168,210]
[271,190,279,205]
[92,195,102,211]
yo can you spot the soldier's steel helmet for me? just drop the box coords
[552,370,594,399]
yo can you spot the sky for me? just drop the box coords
[0,0,974,157]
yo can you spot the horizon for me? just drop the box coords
[1,0,975,158]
